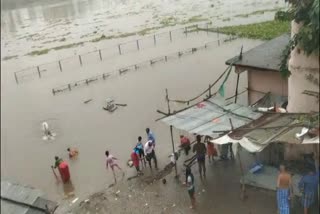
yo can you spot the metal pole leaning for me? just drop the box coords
[153,34,156,46]
[37,66,41,78]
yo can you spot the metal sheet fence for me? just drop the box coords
[51,35,237,95]
[14,22,219,84]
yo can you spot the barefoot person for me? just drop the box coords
[136,136,146,167]
[180,135,191,156]
[131,148,142,175]
[193,135,206,177]
[105,150,124,183]
[144,140,158,170]
[146,128,156,146]
[276,164,293,214]
[299,167,318,214]
[67,148,79,159]
[185,166,196,209]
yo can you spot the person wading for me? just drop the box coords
[193,135,206,177]
[276,164,293,214]
[105,150,124,184]
[144,140,158,170]
[298,167,319,214]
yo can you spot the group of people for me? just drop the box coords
[276,164,318,214]
[106,128,158,183]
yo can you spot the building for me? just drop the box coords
[1,181,57,214]
[225,34,290,106]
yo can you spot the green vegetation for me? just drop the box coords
[216,20,290,40]
[186,15,207,23]
[222,18,231,22]
[279,0,319,77]
[27,42,83,56]
[234,8,286,18]
[160,16,178,26]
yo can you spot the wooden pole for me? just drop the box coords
[58,61,62,72]
[165,88,171,114]
[185,27,187,37]
[79,55,82,66]
[237,146,247,200]
[153,35,156,46]
[118,44,122,55]
[169,31,172,42]
[37,66,41,78]
[14,72,19,84]
[170,125,178,178]
[235,73,240,103]
[136,40,140,50]
[99,50,102,61]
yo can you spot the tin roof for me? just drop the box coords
[160,96,263,138]
[225,34,290,72]
[1,181,57,214]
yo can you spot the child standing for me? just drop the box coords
[207,141,217,163]
[105,150,124,184]
[131,149,142,175]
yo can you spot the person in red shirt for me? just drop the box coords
[131,149,142,175]
[180,135,191,156]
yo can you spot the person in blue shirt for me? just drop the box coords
[146,128,155,146]
[136,136,146,167]
[298,167,319,214]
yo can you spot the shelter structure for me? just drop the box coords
[1,181,57,214]
[226,34,290,105]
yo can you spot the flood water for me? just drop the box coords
[2,0,279,203]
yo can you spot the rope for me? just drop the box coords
[168,59,238,104]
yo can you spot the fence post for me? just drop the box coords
[165,56,167,62]
[14,72,19,84]
[136,40,140,50]
[58,61,62,72]
[217,28,220,38]
[37,66,41,78]
[52,89,55,95]
[206,23,209,35]
[169,31,172,42]
[218,39,220,46]
[153,35,156,46]
[209,84,212,97]
[79,55,83,66]
[118,44,122,55]
[86,79,89,85]
[99,50,102,61]
[185,27,187,37]
[68,84,71,91]
[134,65,138,70]
[102,73,105,80]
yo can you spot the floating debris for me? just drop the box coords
[83,99,92,104]
[71,197,79,204]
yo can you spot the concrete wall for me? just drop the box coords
[246,68,288,105]
[287,21,320,113]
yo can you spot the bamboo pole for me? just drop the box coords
[238,146,247,200]
[170,125,178,178]
[235,73,240,103]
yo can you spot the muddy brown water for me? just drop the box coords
[1,0,284,204]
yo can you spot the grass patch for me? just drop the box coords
[222,17,231,22]
[216,20,290,40]
[160,16,178,26]
[52,42,84,51]
[27,49,50,56]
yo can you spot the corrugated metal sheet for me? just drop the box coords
[225,34,290,72]
[161,97,263,138]
[1,181,57,214]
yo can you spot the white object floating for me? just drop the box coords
[202,189,206,192]
[72,197,79,204]
[84,199,89,203]
[115,198,118,201]
[172,204,176,207]
[145,203,148,206]
[116,190,120,194]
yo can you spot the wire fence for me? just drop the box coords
[14,22,219,84]
[51,35,238,95]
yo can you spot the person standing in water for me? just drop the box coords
[299,167,318,214]
[276,164,293,214]
[105,150,124,183]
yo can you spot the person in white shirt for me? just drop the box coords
[144,141,158,169]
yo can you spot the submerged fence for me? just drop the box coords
[51,35,237,95]
[14,22,219,84]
